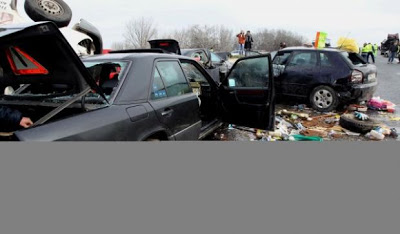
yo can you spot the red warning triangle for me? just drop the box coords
[6,46,49,75]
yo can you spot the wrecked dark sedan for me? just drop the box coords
[0,22,276,141]
[272,47,377,112]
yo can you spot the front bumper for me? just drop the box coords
[338,81,378,103]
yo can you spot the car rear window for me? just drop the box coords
[340,52,366,66]
[83,61,129,99]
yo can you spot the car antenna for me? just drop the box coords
[338,32,351,50]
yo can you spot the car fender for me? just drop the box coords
[139,127,174,141]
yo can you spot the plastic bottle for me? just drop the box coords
[370,130,385,140]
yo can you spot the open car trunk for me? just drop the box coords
[0,22,107,140]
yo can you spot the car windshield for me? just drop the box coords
[83,60,129,100]
[340,52,366,66]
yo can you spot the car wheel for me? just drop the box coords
[339,113,378,133]
[309,85,339,112]
[24,0,72,28]
[145,138,161,142]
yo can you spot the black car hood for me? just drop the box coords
[0,22,106,101]
[148,39,181,55]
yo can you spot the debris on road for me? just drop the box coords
[367,97,396,113]
[206,102,399,141]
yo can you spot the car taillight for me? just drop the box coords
[6,46,49,75]
[350,70,363,83]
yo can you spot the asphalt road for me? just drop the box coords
[367,53,400,133]
[373,54,400,111]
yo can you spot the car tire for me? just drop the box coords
[309,85,339,112]
[24,0,72,28]
[339,113,378,133]
[145,138,161,142]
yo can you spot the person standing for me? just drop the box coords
[279,42,287,50]
[236,30,246,56]
[397,44,400,64]
[373,43,378,57]
[244,30,254,56]
[361,43,368,61]
[387,41,398,64]
[366,43,375,63]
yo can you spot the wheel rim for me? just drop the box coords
[313,89,334,109]
[39,0,64,15]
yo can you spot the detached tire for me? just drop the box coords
[309,85,339,112]
[24,0,72,28]
[339,113,378,134]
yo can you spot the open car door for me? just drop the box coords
[219,54,275,130]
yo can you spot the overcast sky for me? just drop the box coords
[17,0,400,48]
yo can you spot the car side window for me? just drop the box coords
[180,62,208,83]
[273,52,291,65]
[151,68,167,100]
[227,57,269,88]
[156,61,192,97]
[288,52,317,67]
[211,52,222,63]
[192,51,208,64]
[319,52,335,68]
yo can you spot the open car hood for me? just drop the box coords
[0,22,106,101]
[148,39,181,55]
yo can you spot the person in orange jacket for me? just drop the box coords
[236,30,246,56]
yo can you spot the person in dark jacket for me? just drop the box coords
[388,41,398,64]
[0,106,33,131]
[244,30,254,57]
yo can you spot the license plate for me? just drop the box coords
[368,73,376,80]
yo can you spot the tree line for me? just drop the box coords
[111,17,307,52]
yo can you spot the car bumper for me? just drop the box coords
[338,81,378,103]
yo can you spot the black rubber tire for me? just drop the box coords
[339,113,379,134]
[24,0,72,28]
[145,138,161,142]
[309,85,339,112]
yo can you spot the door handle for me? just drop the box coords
[161,108,174,116]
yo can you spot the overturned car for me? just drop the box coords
[0,0,103,55]
[0,22,276,141]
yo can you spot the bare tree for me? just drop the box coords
[162,28,191,48]
[111,41,128,50]
[123,17,158,49]
[253,29,306,51]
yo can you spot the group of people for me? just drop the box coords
[361,43,378,63]
[387,41,400,64]
[236,30,254,56]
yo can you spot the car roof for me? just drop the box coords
[280,46,344,53]
[81,52,193,62]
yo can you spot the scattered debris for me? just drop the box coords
[348,104,368,112]
[367,97,396,113]
[389,117,400,121]
[209,102,398,141]
[390,128,398,138]
[367,130,385,141]
[354,111,369,121]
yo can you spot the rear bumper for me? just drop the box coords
[338,81,378,103]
